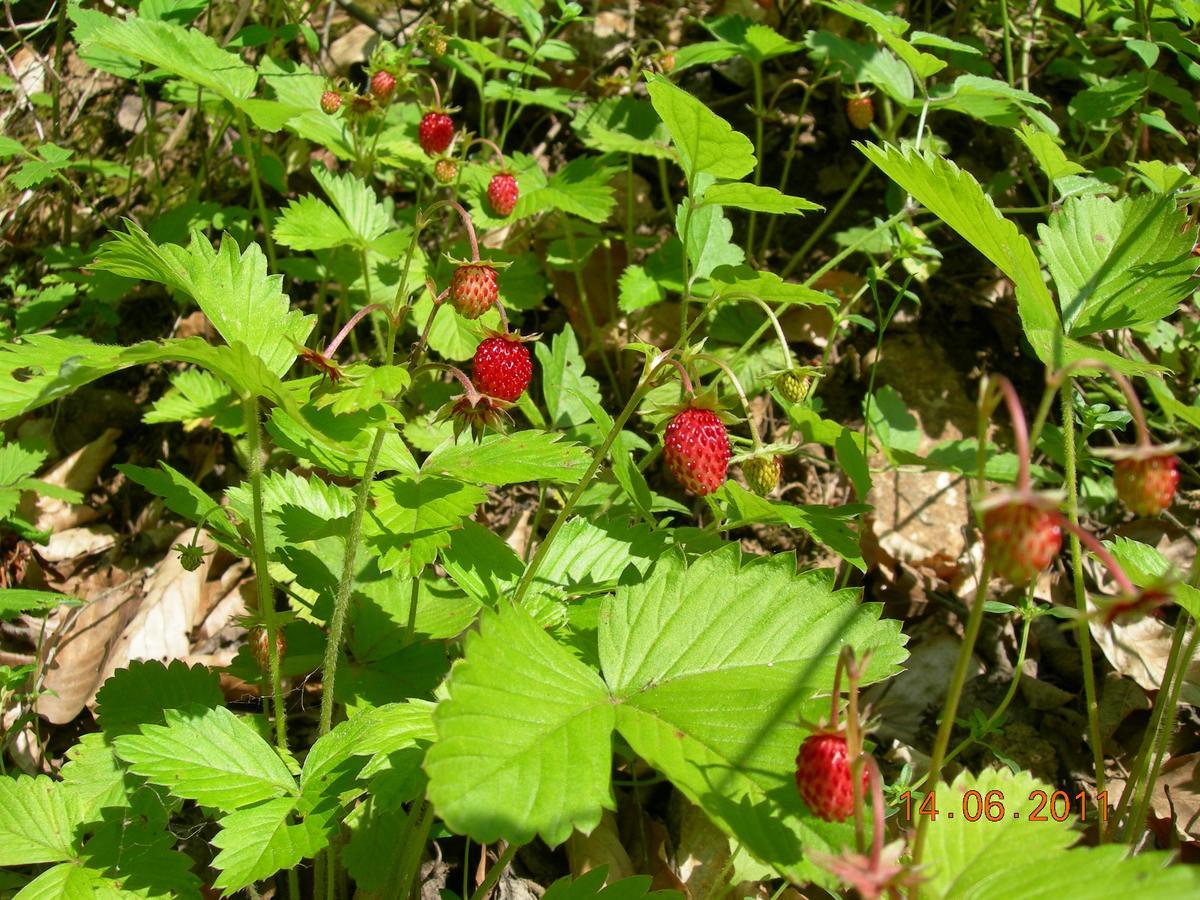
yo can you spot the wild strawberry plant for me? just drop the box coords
[1,1,1199,898]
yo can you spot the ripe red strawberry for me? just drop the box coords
[847,95,874,130]
[488,172,519,217]
[370,70,396,103]
[419,111,455,155]
[249,625,286,672]
[434,157,459,185]
[1115,454,1180,517]
[796,732,867,822]
[982,501,1063,585]
[320,90,342,115]
[664,406,730,496]
[473,334,533,401]
[743,455,782,496]
[450,263,499,319]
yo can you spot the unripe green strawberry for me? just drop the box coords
[249,625,286,672]
[173,542,209,572]
[982,501,1063,585]
[434,157,459,185]
[320,90,342,115]
[664,406,730,496]
[795,732,868,822]
[422,27,448,57]
[847,94,874,129]
[776,369,813,404]
[743,455,782,496]
[450,263,499,319]
[1115,454,1180,517]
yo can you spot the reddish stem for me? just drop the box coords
[1055,514,1138,596]
[863,755,886,872]
[990,375,1032,493]
[324,303,389,357]
[494,299,510,335]
[656,356,694,395]
[471,136,508,170]
[425,74,443,110]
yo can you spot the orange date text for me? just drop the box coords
[898,789,1108,824]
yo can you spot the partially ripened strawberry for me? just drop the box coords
[982,500,1063,585]
[421,26,448,58]
[249,625,286,672]
[434,157,459,185]
[450,263,499,319]
[847,94,874,130]
[487,172,519,217]
[1115,454,1180,517]
[419,111,455,155]
[473,334,533,401]
[743,454,782,496]
[370,70,396,103]
[664,406,730,496]
[796,732,867,822]
[320,90,342,115]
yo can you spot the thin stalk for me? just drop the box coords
[563,218,619,395]
[745,60,765,257]
[942,601,1034,767]
[391,801,435,900]
[780,160,873,278]
[1109,614,1189,838]
[234,109,277,271]
[1061,380,1107,813]
[318,429,386,736]
[1123,620,1199,843]
[243,397,287,750]
[911,561,992,868]
[1000,0,1015,86]
[468,842,520,900]
[760,73,828,257]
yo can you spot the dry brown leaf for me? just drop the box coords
[1088,605,1200,705]
[566,810,635,883]
[36,578,142,724]
[21,427,120,532]
[673,797,732,899]
[97,528,217,685]
[37,525,118,563]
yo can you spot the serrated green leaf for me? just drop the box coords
[721,483,866,570]
[806,31,914,104]
[618,265,665,312]
[646,74,755,186]
[258,57,353,159]
[572,98,673,159]
[312,166,392,244]
[531,516,667,592]
[1104,536,1200,618]
[422,431,591,486]
[1039,194,1199,336]
[514,156,619,223]
[1015,123,1086,182]
[362,474,487,575]
[602,547,906,885]
[273,195,356,250]
[536,329,603,429]
[143,368,241,433]
[14,864,120,900]
[92,223,314,376]
[0,776,82,865]
[211,798,331,893]
[114,705,297,811]
[95,659,224,738]
[60,734,133,822]
[426,604,616,846]
[440,520,525,604]
[267,406,417,479]
[921,768,1200,898]
[542,867,681,900]
[824,0,945,78]
[117,462,243,552]
[679,200,743,282]
[0,589,76,621]
[703,183,821,215]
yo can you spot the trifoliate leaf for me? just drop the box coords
[514,155,619,223]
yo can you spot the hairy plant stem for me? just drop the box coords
[911,559,992,874]
[1000,0,1015,85]
[1124,620,1199,843]
[234,109,277,271]
[468,842,520,900]
[745,60,765,258]
[1061,380,1107,813]
[242,397,287,750]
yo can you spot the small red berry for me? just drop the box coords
[487,172,519,217]
[320,90,342,115]
[1115,454,1180,517]
[664,406,730,496]
[434,157,459,185]
[419,112,455,156]
[473,335,533,402]
[249,625,286,672]
[795,732,867,822]
[982,501,1063,585]
[370,70,397,103]
[450,263,499,319]
[847,95,874,130]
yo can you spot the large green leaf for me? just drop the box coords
[362,474,487,575]
[601,547,906,885]
[572,98,673,159]
[114,706,298,812]
[92,223,314,376]
[702,183,821,215]
[645,74,755,187]
[858,144,1159,375]
[211,799,332,894]
[425,604,616,846]
[95,659,224,738]
[513,156,619,223]
[1039,194,1198,336]
[422,431,591,486]
[13,864,120,900]
[0,776,82,866]
[920,768,1200,898]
